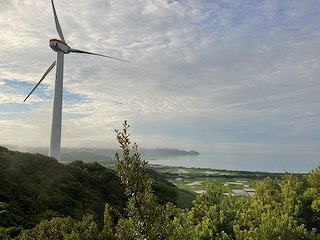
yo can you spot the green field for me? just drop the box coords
[150,165,286,196]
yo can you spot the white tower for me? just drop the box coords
[24,0,128,160]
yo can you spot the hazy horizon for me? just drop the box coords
[3,144,319,174]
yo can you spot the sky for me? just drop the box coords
[1,0,320,163]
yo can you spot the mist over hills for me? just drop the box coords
[5,145,199,164]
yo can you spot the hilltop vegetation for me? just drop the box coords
[0,146,126,233]
[1,122,320,239]
[0,145,194,239]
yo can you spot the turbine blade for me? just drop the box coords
[24,61,56,102]
[51,0,65,42]
[69,48,129,63]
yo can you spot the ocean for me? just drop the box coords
[145,152,320,173]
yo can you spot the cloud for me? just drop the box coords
[1,0,320,161]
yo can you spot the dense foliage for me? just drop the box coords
[0,146,125,238]
[1,122,320,239]
[0,144,189,239]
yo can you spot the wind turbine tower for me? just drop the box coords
[24,0,128,160]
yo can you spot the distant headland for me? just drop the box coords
[143,148,200,157]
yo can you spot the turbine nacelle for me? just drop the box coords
[50,39,70,53]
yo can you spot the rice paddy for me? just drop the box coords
[150,165,283,196]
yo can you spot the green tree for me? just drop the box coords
[15,215,99,240]
[101,203,119,239]
[0,202,23,239]
[114,121,189,239]
[189,183,237,239]
[233,175,309,240]
[305,167,320,213]
[300,167,320,236]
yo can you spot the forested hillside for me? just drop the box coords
[0,146,125,235]
[0,145,193,239]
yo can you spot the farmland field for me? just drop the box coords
[149,165,286,196]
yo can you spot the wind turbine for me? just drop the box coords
[24,0,128,161]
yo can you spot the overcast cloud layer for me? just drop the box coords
[1,1,320,166]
